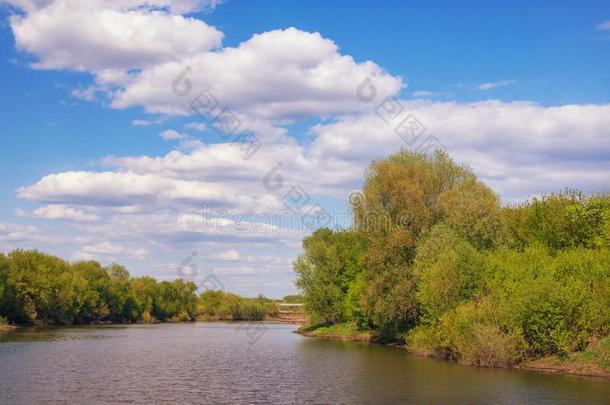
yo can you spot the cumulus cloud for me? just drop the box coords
[309,100,610,201]
[17,169,284,212]
[71,85,97,101]
[477,80,516,90]
[73,241,148,261]
[8,0,224,73]
[0,222,41,245]
[159,129,186,140]
[17,99,610,213]
[17,204,100,222]
[8,3,403,121]
[131,119,158,127]
[111,27,403,119]
[184,122,206,131]
[209,249,240,261]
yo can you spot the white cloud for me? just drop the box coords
[17,99,610,211]
[477,80,516,90]
[159,129,186,140]
[8,0,224,72]
[71,85,96,101]
[309,100,610,201]
[131,119,156,127]
[596,20,610,30]
[112,27,403,120]
[17,168,284,212]
[73,241,148,261]
[215,266,259,275]
[0,222,41,245]
[209,249,240,261]
[184,122,206,131]
[9,2,403,121]
[17,204,100,222]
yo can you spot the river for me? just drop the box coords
[0,322,608,404]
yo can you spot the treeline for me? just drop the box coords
[198,290,278,321]
[295,150,610,367]
[0,249,287,326]
[0,250,198,325]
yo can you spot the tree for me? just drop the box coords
[353,150,483,331]
[0,251,200,325]
[294,228,366,323]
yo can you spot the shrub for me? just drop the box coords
[414,224,484,321]
[408,301,525,367]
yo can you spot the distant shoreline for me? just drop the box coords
[0,318,302,334]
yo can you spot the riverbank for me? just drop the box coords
[297,323,379,342]
[0,318,300,334]
[0,325,16,333]
[518,338,610,378]
[297,323,610,378]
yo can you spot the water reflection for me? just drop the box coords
[0,323,607,404]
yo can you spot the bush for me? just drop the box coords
[414,224,484,320]
[483,246,610,356]
[408,301,525,367]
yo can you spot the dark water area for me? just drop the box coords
[0,323,608,404]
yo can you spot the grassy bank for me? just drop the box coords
[298,323,377,342]
[519,337,610,378]
[0,316,15,333]
[0,324,16,333]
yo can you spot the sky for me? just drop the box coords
[0,0,609,298]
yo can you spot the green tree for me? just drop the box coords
[294,228,366,323]
[353,150,493,332]
[414,224,484,321]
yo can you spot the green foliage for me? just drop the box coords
[281,294,303,303]
[362,266,418,339]
[408,300,526,367]
[197,290,277,321]
[414,224,484,320]
[0,250,198,325]
[152,279,197,321]
[353,150,472,268]
[439,176,502,249]
[503,191,610,250]
[294,228,366,323]
[350,150,500,331]
[484,246,610,355]
[343,273,369,329]
[294,150,610,366]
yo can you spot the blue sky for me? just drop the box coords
[1,0,609,297]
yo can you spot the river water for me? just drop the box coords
[0,323,608,404]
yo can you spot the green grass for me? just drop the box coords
[300,322,376,341]
[523,337,610,377]
[568,337,610,371]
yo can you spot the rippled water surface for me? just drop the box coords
[0,323,608,404]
